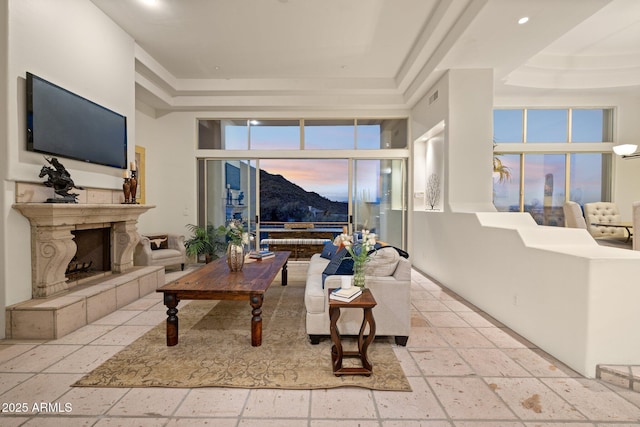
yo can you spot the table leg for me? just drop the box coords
[163,292,179,346]
[281,260,288,286]
[329,306,343,374]
[358,307,376,372]
[250,294,264,346]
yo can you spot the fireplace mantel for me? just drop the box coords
[13,203,155,298]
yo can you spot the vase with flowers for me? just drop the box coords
[333,229,377,288]
[225,218,250,272]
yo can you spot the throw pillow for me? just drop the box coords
[320,242,339,260]
[364,246,400,276]
[321,248,354,288]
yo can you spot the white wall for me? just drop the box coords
[135,110,198,236]
[0,0,8,338]
[411,69,640,377]
[1,0,135,309]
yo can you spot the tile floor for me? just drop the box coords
[1,263,640,426]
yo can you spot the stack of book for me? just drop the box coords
[249,250,275,260]
[329,286,362,302]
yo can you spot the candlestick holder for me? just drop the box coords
[129,170,138,204]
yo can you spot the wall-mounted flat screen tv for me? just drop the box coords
[26,72,127,169]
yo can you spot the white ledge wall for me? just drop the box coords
[412,210,640,378]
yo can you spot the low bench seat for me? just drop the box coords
[260,238,331,260]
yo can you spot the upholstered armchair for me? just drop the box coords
[563,201,587,229]
[134,233,186,270]
[583,202,626,239]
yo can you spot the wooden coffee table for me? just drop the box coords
[157,251,290,347]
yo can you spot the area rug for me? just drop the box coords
[73,282,411,391]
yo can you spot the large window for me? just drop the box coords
[198,119,407,150]
[493,108,613,226]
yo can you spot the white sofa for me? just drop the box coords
[304,246,411,346]
[134,233,186,271]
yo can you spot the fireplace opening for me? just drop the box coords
[68,227,111,284]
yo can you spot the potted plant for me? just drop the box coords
[184,223,226,263]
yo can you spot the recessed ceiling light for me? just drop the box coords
[250,120,259,125]
[518,16,529,25]
[140,0,159,7]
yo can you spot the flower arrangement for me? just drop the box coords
[225,218,250,246]
[333,229,377,287]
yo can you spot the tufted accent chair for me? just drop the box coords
[563,201,587,229]
[583,202,625,239]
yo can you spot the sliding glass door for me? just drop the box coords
[201,157,406,249]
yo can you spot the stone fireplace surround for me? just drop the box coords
[13,203,154,298]
[7,183,165,340]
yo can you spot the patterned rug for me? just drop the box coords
[73,282,411,390]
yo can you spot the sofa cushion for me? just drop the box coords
[321,248,355,288]
[365,246,400,276]
[320,242,339,260]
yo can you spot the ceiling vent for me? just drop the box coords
[428,90,439,105]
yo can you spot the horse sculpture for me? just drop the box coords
[39,157,83,203]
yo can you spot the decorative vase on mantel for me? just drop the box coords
[353,261,366,288]
[226,243,245,272]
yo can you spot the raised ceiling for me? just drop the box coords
[90,0,640,113]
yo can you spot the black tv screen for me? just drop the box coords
[26,72,127,169]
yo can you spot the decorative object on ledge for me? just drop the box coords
[39,157,83,203]
[121,161,140,204]
[613,144,640,159]
[425,173,441,210]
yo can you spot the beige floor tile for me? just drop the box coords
[121,296,162,311]
[311,421,380,427]
[242,388,310,418]
[47,325,114,345]
[406,327,450,348]
[58,387,129,416]
[410,289,438,300]
[383,421,453,427]
[92,310,142,325]
[455,423,525,427]
[166,419,237,427]
[411,312,430,327]
[108,388,189,416]
[457,348,531,377]
[502,349,577,378]
[392,346,422,376]
[0,373,82,405]
[522,423,595,427]
[94,417,170,426]
[0,344,81,373]
[542,377,640,421]
[174,388,250,417]
[441,299,477,312]
[22,417,96,426]
[411,348,474,377]
[241,419,314,427]
[489,377,587,420]
[0,372,33,395]
[456,311,500,328]
[422,312,470,328]
[437,327,495,348]
[476,328,531,349]
[123,310,166,326]
[375,376,446,420]
[413,299,452,312]
[0,344,38,364]
[44,345,124,373]
[90,325,153,346]
[310,388,377,419]
[427,377,517,420]
[0,417,29,427]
